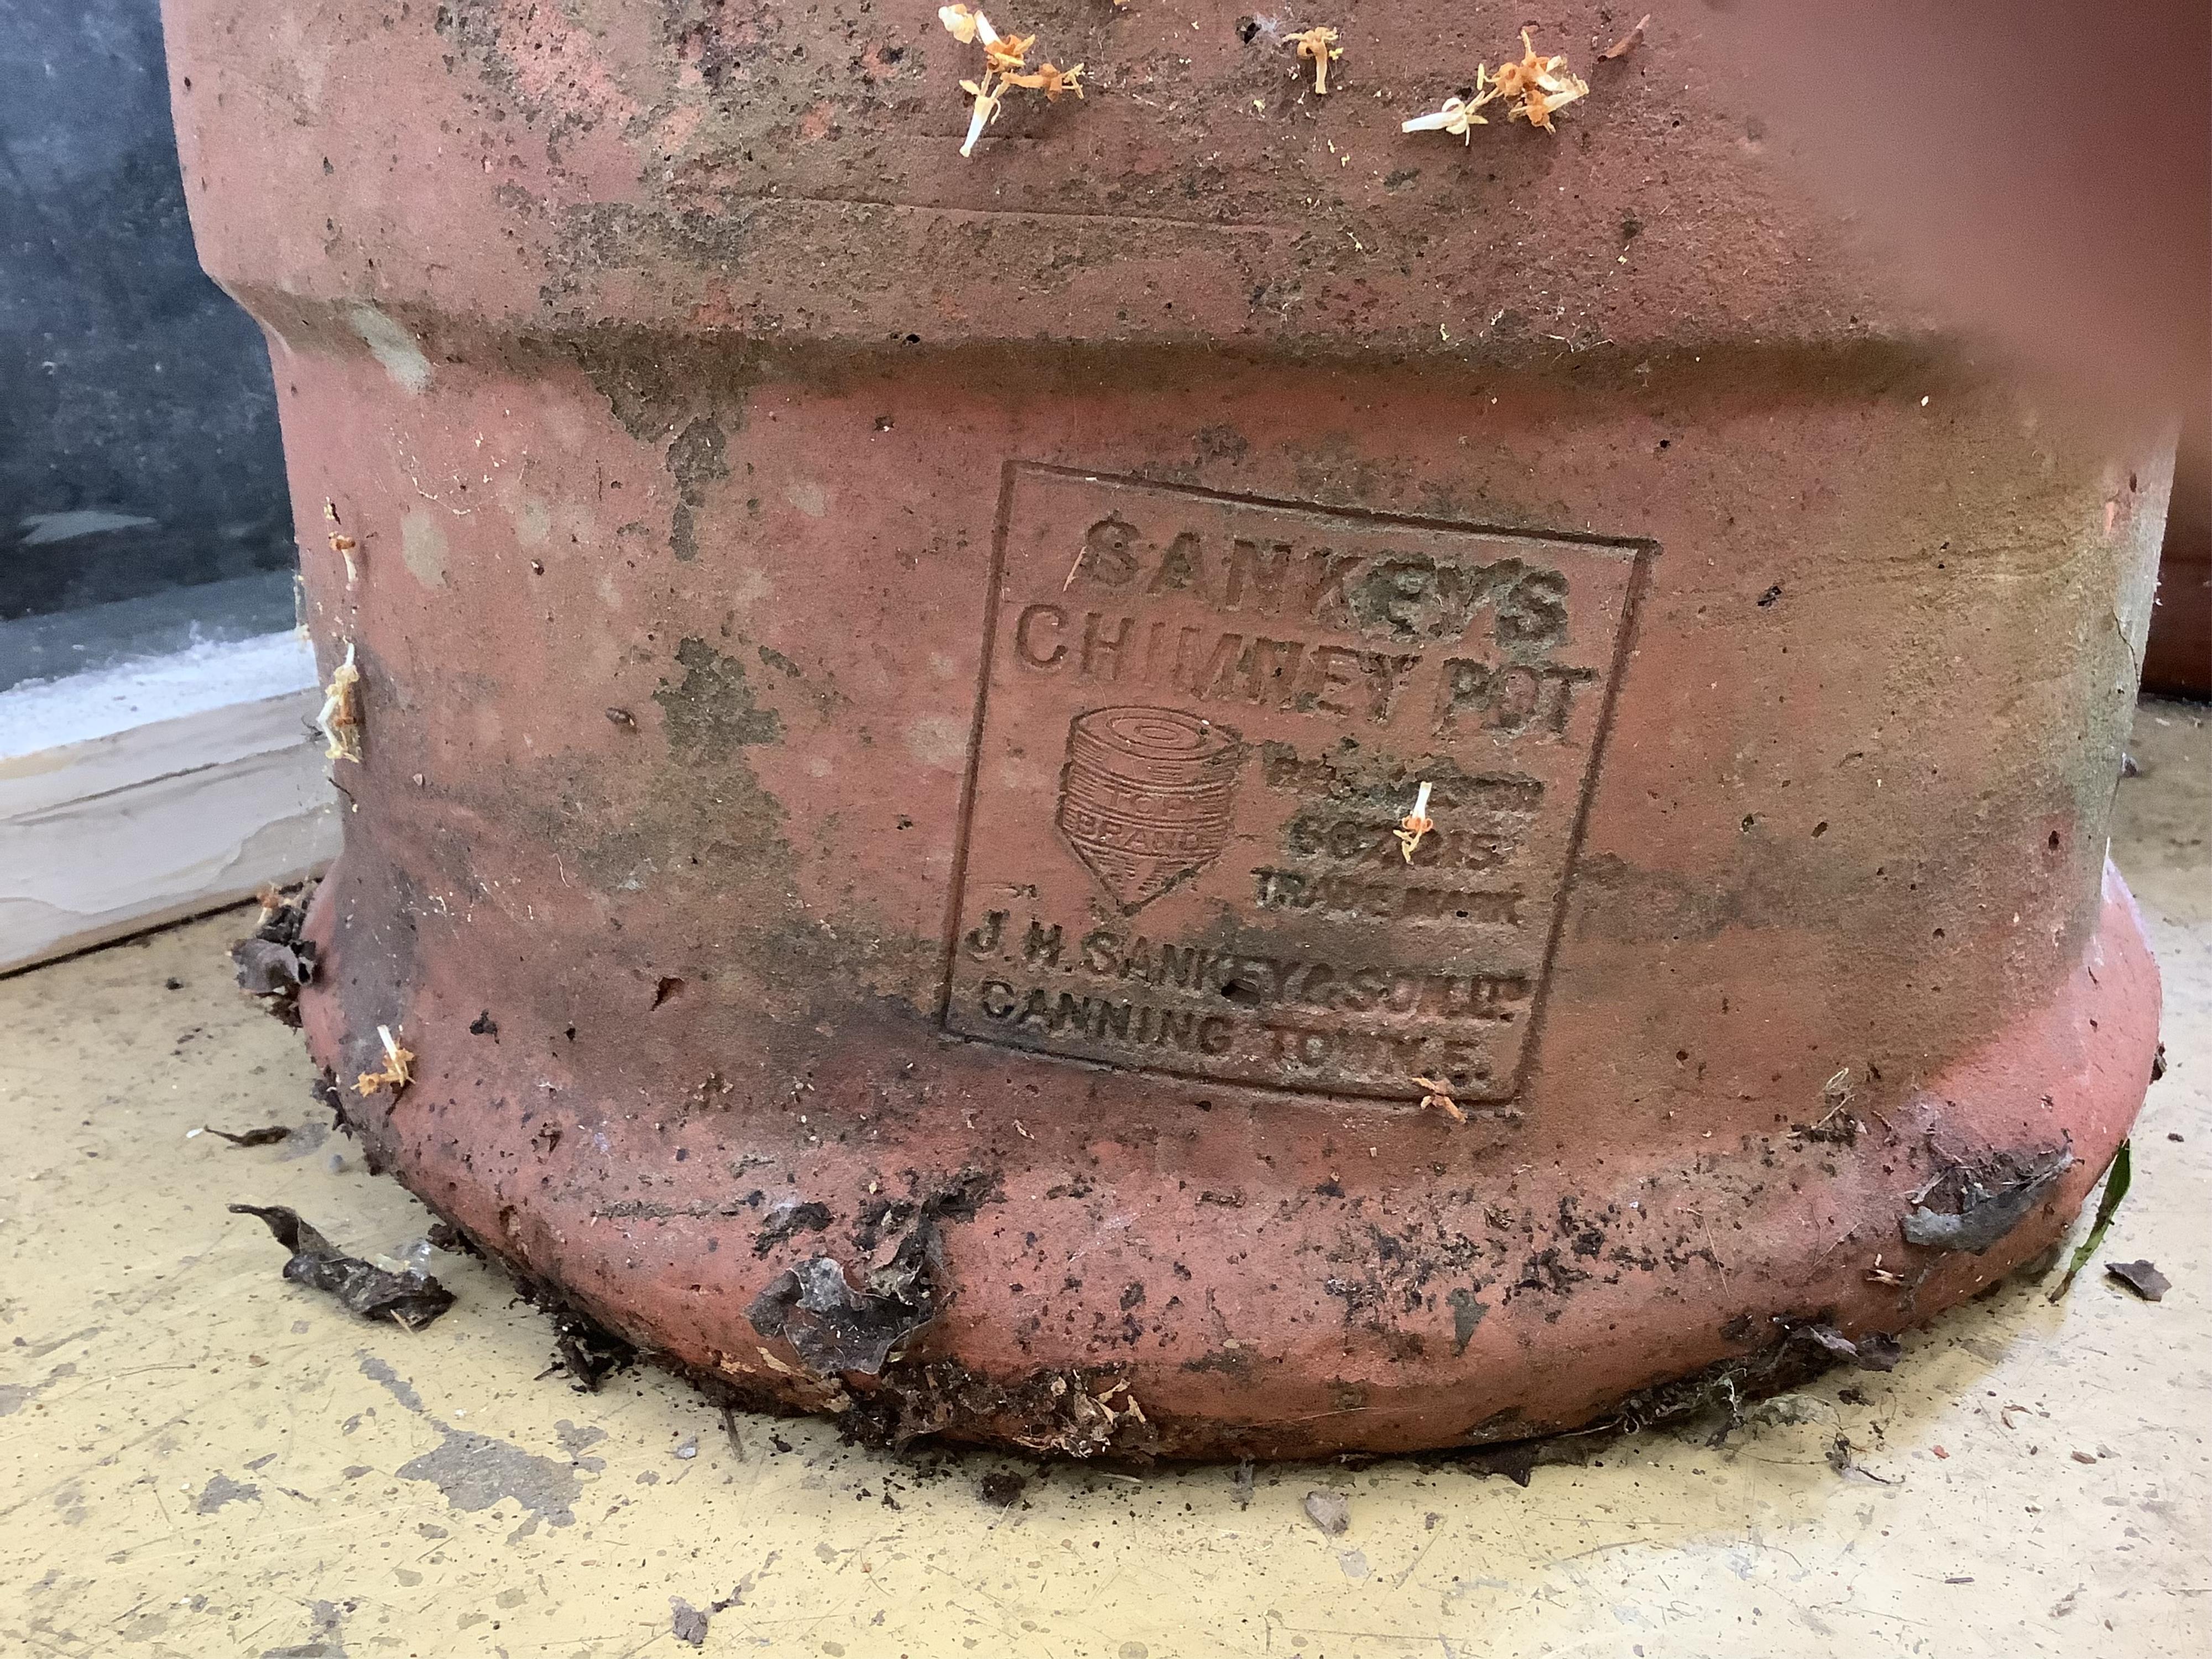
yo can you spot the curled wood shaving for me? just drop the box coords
[984,29,1036,76]
[354,1024,415,1096]
[325,500,358,582]
[1410,28,1588,141]
[316,641,362,763]
[1394,780,1435,863]
[1289,27,1341,95]
[1413,1075,1467,1124]
[957,76,1007,154]
[1001,61,1085,99]
[1599,13,1650,61]
[1401,79,1490,142]
[938,3,993,44]
[941,5,1083,157]
[1491,28,1588,131]
[1094,1377,1147,1425]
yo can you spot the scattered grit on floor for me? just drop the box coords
[2,697,2205,1657]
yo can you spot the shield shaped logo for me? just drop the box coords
[1056,707,1244,911]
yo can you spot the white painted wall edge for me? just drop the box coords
[0,632,342,975]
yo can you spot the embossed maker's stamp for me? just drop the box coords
[1057,706,1245,911]
[940,465,1650,1103]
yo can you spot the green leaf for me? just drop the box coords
[2048,1140,2132,1303]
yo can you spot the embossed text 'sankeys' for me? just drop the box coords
[944,466,1647,1102]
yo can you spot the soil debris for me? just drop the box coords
[354,1025,415,1097]
[204,1125,295,1148]
[669,1598,709,1647]
[1289,26,1340,95]
[2049,1139,2130,1300]
[1231,1458,1255,1508]
[748,1244,938,1378]
[753,1197,833,1258]
[426,1220,480,1258]
[1903,1142,2074,1255]
[1303,1488,1350,1535]
[515,1279,638,1391]
[544,1308,638,1391]
[978,1468,1027,1506]
[1824,1431,1892,1481]
[749,1174,995,1378]
[1791,1322,1903,1372]
[227,1204,456,1329]
[1459,1438,1541,1485]
[1796,1068,1861,1145]
[1609,1322,1845,1447]
[2105,1259,2169,1301]
[842,1355,1154,1459]
[232,882,318,1026]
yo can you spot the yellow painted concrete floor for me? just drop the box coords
[3,698,2206,1659]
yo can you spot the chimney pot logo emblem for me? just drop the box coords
[1056,706,1244,911]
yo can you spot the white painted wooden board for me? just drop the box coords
[0,633,340,973]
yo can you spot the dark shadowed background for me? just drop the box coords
[0,0,294,690]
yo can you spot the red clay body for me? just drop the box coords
[165,1,2167,1455]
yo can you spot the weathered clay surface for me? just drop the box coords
[166,1,2168,1455]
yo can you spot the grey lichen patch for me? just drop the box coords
[259,1597,347,1658]
[666,415,730,562]
[555,1418,609,1471]
[358,1350,589,1525]
[194,1472,262,1513]
[655,637,784,755]
[0,1361,75,1417]
[395,1430,586,1527]
[357,1351,425,1413]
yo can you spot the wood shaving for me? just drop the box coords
[316,641,362,763]
[1412,28,1588,141]
[941,6,1083,157]
[1394,780,1434,863]
[1491,28,1588,131]
[1289,27,1341,95]
[1001,61,1085,100]
[1093,1378,1147,1426]
[984,30,1036,76]
[938,3,992,44]
[354,1024,414,1096]
[325,500,358,582]
[1413,1075,1467,1124]
[1599,13,1650,61]
[1401,79,1490,142]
